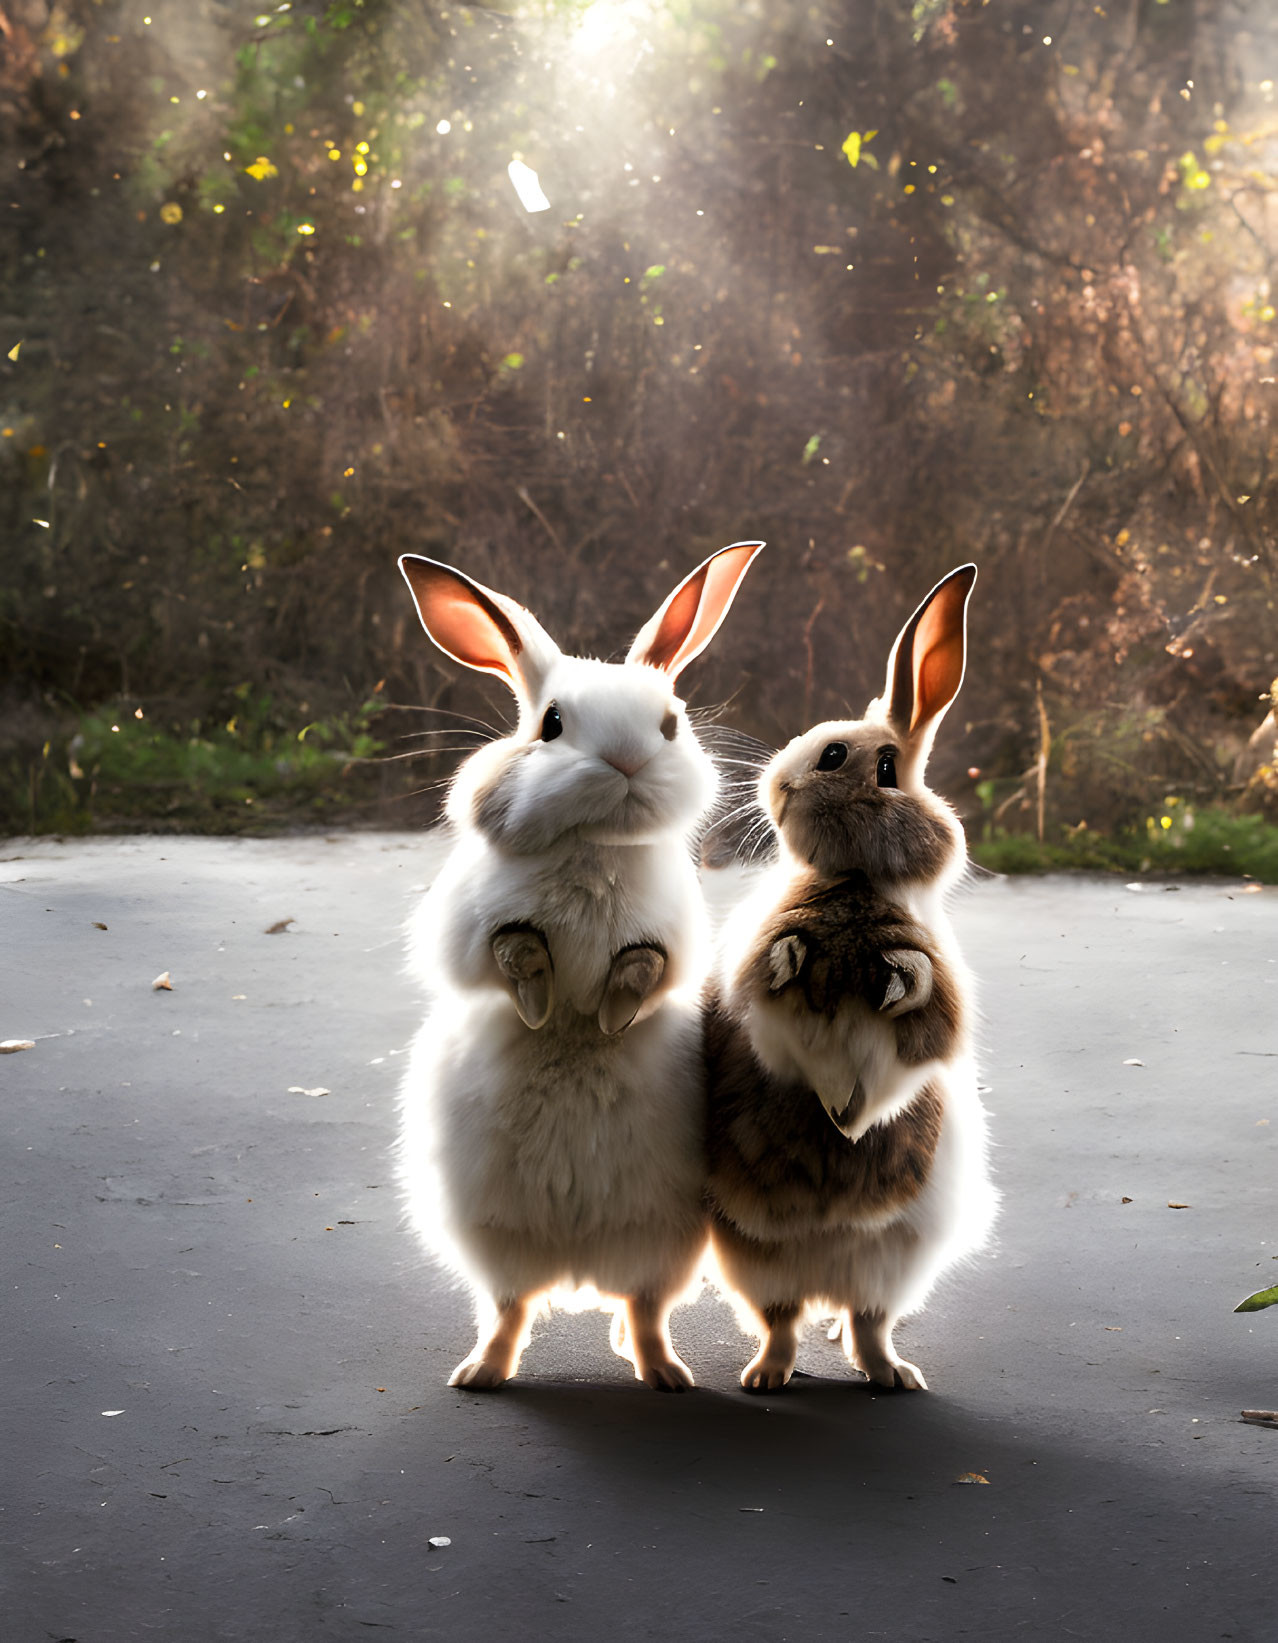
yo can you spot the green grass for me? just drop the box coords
[2,694,390,835]
[971,802,1278,883]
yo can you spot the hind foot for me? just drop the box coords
[849,1308,928,1391]
[598,944,667,1036]
[622,1292,694,1392]
[740,1304,800,1394]
[492,926,555,1029]
[448,1296,530,1391]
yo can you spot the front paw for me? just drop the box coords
[768,932,808,993]
[491,925,555,1030]
[879,948,933,1017]
[598,943,667,1036]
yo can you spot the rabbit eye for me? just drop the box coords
[540,702,563,742]
[661,710,678,741]
[876,750,898,789]
[816,741,848,772]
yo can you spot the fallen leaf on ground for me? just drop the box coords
[428,1536,451,1547]
[264,918,295,934]
[288,1085,330,1097]
[93,921,108,931]
[1122,1196,1133,1203]
[1168,1201,1190,1210]
[152,971,172,991]
[1123,1058,1145,1067]
[953,1472,990,1485]
[1240,1410,1278,1429]
[0,1039,36,1053]
[1104,1325,1123,1331]
[1234,1284,1278,1314]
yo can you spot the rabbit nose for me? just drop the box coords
[604,752,646,778]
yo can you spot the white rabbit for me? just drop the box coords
[705,565,997,1393]
[398,542,763,1391]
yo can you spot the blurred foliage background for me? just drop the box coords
[3,0,1278,871]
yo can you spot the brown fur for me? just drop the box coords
[772,728,959,888]
[740,868,964,1066]
[703,990,944,1238]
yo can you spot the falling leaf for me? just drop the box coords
[1122,1058,1145,1066]
[428,1535,452,1547]
[507,159,550,213]
[93,921,108,931]
[1121,1196,1133,1204]
[1167,1201,1190,1210]
[0,1039,36,1054]
[102,1409,124,1417]
[6,342,20,362]
[953,1472,990,1485]
[264,918,295,935]
[244,156,279,181]
[152,971,173,991]
[159,202,183,225]
[288,1085,330,1098]
[1104,1325,1123,1331]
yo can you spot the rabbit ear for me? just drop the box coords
[399,556,560,701]
[883,563,977,741]
[627,541,764,680]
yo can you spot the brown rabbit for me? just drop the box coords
[705,565,997,1393]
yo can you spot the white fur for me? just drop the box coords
[396,579,745,1381]
[399,988,706,1303]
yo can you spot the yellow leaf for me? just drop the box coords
[160,202,183,225]
[6,342,19,362]
[841,131,862,168]
[244,156,279,181]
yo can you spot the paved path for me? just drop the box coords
[2,836,1275,1641]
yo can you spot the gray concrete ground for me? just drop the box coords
[1,835,1275,1642]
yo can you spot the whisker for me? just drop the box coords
[383,703,511,738]
[390,730,487,746]
[710,756,769,774]
[373,746,482,765]
[702,797,763,837]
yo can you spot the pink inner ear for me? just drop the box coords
[911,613,965,733]
[401,560,523,681]
[437,591,520,678]
[642,579,704,674]
[639,541,763,677]
[913,642,963,732]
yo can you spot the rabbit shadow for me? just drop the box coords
[499,1372,1015,1497]
[480,1294,1026,1517]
